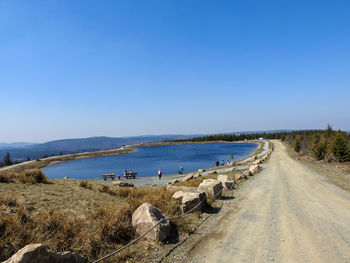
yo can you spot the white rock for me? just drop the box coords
[132,203,170,241]
[217,174,235,190]
[182,173,194,182]
[171,179,180,184]
[4,243,85,263]
[172,189,206,213]
[249,164,259,174]
[193,173,202,179]
[198,179,223,198]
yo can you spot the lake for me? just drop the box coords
[42,142,257,179]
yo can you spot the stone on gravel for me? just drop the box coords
[112,181,134,187]
[249,164,260,174]
[208,171,218,175]
[172,189,206,213]
[198,179,223,198]
[252,159,262,165]
[182,173,195,182]
[252,155,258,160]
[243,170,250,178]
[234,173,242,181]
[217,174,235,190]
[4,243,85,263]
[132,203,170,241]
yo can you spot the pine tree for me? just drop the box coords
[310,135,327,160]
[325,123,333,138]
[294,138,301,153]
[3,152,13,166]
[331,136,350,162]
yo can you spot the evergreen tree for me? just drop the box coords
[331,136,350,162]
[294,138,301,153]
[325,123,333,138]
[3,152,13,166]
[310,135,327,160]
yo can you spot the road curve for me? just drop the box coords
[188,140,350,263]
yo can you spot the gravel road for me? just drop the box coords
[171,140,350,263]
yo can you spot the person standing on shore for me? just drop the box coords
[179,165,183,174]
[158,168,162,180]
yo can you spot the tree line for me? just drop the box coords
[175,125,350,162]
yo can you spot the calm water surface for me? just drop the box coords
[43,143,257,179]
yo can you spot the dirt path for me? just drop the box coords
[171,140,350,263]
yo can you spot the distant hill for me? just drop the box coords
[0,142,38,149]
[0,135,196,161]
[0,130,300,161]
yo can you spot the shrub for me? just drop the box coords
[80,180,92,190]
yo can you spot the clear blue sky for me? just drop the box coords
[1,0,349,142]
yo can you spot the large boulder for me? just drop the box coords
[182,173,195,182]
[198,179,223,199]
[4,243,85,263]
[234,173,242,181]
[252,159,262,165]
[193,173,202,179]
[252,155,257,160]
[166,185,196,191]
[112,181,134,187]
[249,164,259,174]
[243,170,250,178]
[217,174,234,190]
[132,203,170,241]
[172,189,206,213]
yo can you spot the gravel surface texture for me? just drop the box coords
[160,140,350,263]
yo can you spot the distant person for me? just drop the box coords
[226,160,230,165]
[221,160,225,166]
[216,160,219,167]
[158,168,162,180]
[123,169,127,175]
[179,165,183,174]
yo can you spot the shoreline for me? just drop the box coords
[1,140,262,177]
[89,140,268,187]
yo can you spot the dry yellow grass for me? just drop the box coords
[0,178,184,262]
[0,169,48,184]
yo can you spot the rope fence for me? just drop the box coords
[92,178,235,263]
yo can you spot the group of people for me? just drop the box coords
[215,160,232,167]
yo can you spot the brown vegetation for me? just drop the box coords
[0,179,185,262]
[0,168,48,184]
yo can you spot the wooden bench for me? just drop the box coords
[124,172,138,179]
[101,173,116,181]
